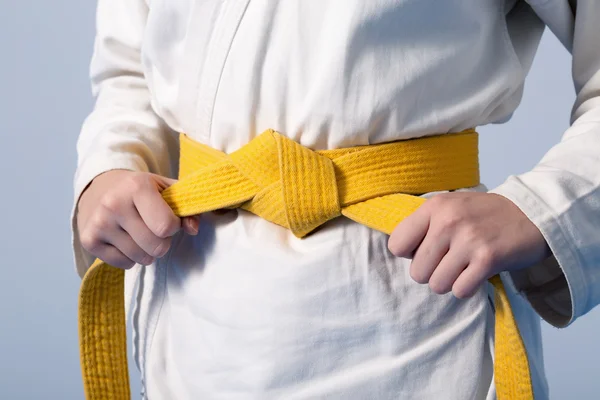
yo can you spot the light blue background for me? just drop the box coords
[0,1,598,399]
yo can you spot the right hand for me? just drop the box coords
[76,169,200,269]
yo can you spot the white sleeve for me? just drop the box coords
[71,0,178,278]
[490,0,600,327]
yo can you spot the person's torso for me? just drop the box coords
[140,0,545,149]
[130,2,549,398]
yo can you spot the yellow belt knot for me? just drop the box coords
[186,129,343,237]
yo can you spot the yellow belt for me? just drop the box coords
[78,129,533,399]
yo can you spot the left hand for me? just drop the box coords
[387,192,552,298]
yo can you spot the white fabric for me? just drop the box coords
[71,0,600,398]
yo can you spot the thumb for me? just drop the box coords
[153,174,178,190]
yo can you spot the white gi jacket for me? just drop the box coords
[72,1,600,398]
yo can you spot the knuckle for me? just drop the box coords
[428,193,452,208]
[79,231,100,253]
[436,216,460,235]
[127,245,153,265]
[151,239,171,258]
[89,212,112,233]
[100,193,123,213]
[444,210,464,226]
[475,246,497,267]
[153,224,171,239]
[436,210,463,230]
[154,219,180,238]
[428,194,445,206]
[460,224,479,243]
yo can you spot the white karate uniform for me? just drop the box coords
[72,1,600,398]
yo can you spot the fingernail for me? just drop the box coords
[188,217,199,235]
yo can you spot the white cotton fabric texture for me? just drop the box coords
[72,1,600,399]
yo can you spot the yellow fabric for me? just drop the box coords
[78,129,533,400]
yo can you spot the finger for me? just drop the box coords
[154,175,199,236]
[94,243,137,270]
[133,186,182,239]
[116,203,173,258]
[155,175,200,236]
[156,175,178,189]
[388,207,431,258]
[182,215,200,236]
[427,250,469,295]
[409,234,450,284]
[100,227,156,266]
[452,263,491,299]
